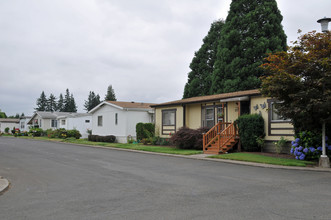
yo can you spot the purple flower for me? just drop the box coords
[297,152,302,156]
[317,146,322,151]
[290,148,294,154]
[303,148,308,153]
[295,156,299,160]
[298,146,303,151]
[291,141,295,145]
[299,154,306,160]
[328,145,331,151]
[292,143,299,147]
[326,136,329,142]
[295,138,300,143]
[309,147,315,153]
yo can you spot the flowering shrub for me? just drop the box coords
[290,131,330,161]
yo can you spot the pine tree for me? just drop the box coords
[35,91,48,111]
[63,89,77,112]
[69,94,77,112]
[57,94,64,112]
[104,85,117,101]
[211,0,287,94]
[84,91,101,112]
[183,19,225,98]
[46,94,57,112]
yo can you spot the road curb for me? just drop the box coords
[45,140,331,172]
[0,176,10,195]
[7,137,331,173]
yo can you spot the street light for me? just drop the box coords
[317,16,330,168]
[317,17,331,32]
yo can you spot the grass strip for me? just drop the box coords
[8,136,202,155]
[209,152,316,167]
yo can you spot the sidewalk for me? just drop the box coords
[0,176,9,195]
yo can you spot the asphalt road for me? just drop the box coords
[0,137,331,220]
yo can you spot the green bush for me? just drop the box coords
[236,114,265,152]
[67,129,82,139]
[29,127,44,137]
[88,134,116,143]
[4,127,10,133]
[136,123,155,141]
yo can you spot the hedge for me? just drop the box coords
[236,114,265,152]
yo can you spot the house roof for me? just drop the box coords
[89,101,155,113]
[0,118,20,123]
[150,89,261,107]
[106,101,154,109]
[27,111,87,124]
[57,113,91,119]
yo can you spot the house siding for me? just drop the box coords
[91,104,153,143]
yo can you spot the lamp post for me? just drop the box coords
[317,17,330,168]
[317,17,331,32]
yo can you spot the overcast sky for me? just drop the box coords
[1,0,330,116]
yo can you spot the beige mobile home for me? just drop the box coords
[151,89,294,154]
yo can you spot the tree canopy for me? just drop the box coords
[84,91,101,112]
[210,0,287,94]
[35,91,47,111]
[105,85,117,101]
[183,19,225,98]
[260,31,331,133]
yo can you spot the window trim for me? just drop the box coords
[267,99,293,137]
[162,109,176,135]
[97,116,103,127]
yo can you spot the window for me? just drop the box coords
[85,120,90,123]
[205,107,215,128]
[270,102,288,121]
[115,113,118,125]
[20,122,25,129]
[61,120,66,125]
[51,120,57,128]
[162,110,176,126]
[98,116,103,126]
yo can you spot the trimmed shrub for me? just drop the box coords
[236,114,265,152]
[170,127,209,150]
[88,135,116,143]
[4,127,10,133]
[136,123,155,141]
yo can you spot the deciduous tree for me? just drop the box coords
[260,31,331,133]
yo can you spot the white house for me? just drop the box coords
[57,113,92,138]
[0,118,20,133]
[28,111,71,130]
[89,101,155,143]
[28,111,92,138]
[19,116,32,132]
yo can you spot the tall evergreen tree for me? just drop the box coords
[104,85,117,101]
[211,0,287,94]
[84,91,101,112]
[63,89,77,112]
[69,94,77,112]
[35,91,47,111]
[57,94,64,112]
[46,94,57,112]
[183,20,225,98]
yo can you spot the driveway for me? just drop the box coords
[0,137,331,220]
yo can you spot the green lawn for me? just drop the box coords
[7,136,202,155]
[209,152,316,167]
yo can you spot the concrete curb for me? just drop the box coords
[0,176,10,195]
[44,139,331,172]
[6,136,331,173]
